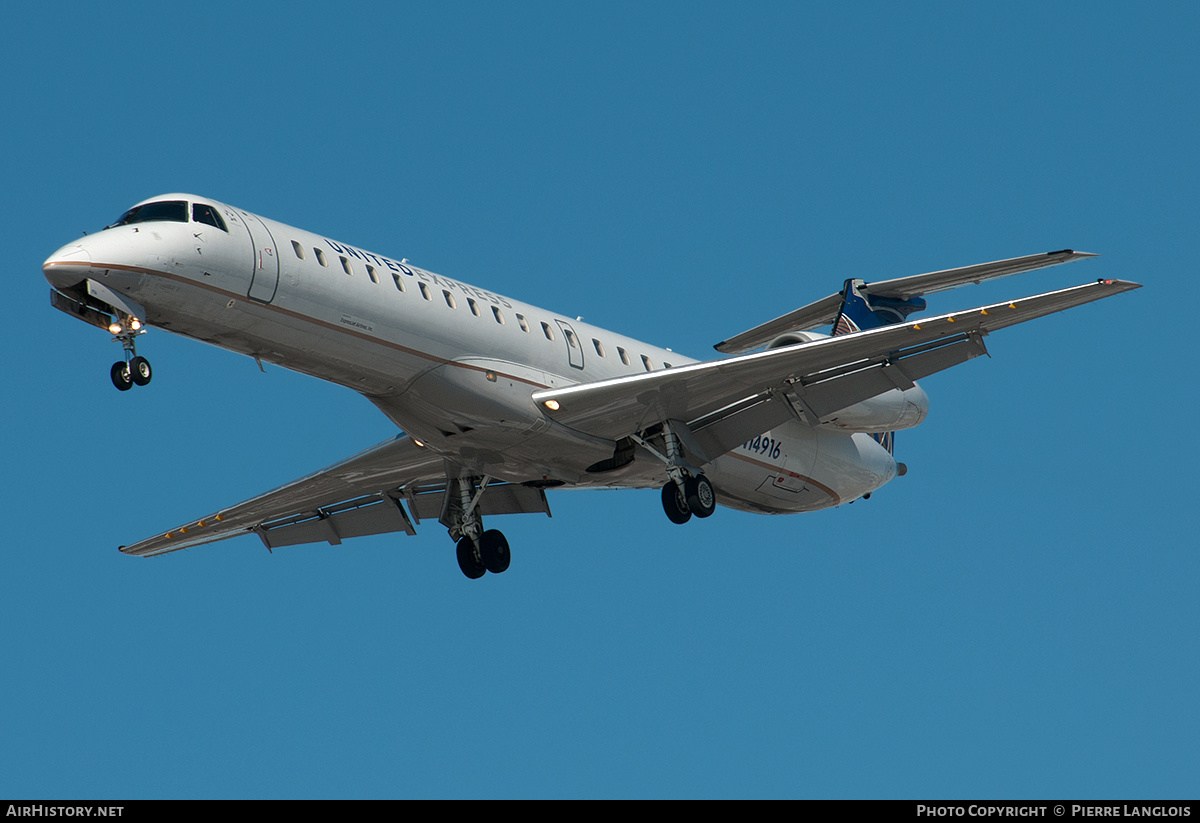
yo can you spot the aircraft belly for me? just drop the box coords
[376,359,625,484]
[400,360,550,433]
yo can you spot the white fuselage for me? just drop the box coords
[44,194,904,514]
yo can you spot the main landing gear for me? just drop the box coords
[446,475,512,580]
[631,422,719,526]
[456,530,511,579]
[108,315,152,392]
[661,474,716,524]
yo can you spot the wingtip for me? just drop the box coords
[1049,249,1100,259]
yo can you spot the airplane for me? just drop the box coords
[42,193,1140,579]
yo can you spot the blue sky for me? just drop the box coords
[2,1,1196,799]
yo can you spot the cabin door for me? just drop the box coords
[555,319,585,370]
[244,213,280,303]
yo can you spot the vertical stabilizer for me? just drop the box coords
[832,279,927,336]
[834,281,926,457]
[870,431,895,455]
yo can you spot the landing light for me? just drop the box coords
[108,322,122,335]
[543,399,560,411]
[130,319,142,331]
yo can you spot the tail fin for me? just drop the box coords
[870,430,895,455]
[837,281,919,457]
[831,279,927,336]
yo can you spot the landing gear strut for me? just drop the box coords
[108,316,151,392]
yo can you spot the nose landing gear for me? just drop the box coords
[108,317,152,392]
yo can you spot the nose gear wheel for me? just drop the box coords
[110,361,133,391]
[130,356,152,386]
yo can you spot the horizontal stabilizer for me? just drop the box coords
[715,249,1097,353]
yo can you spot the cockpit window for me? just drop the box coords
[192,203,228,232]
[111,200,188,227]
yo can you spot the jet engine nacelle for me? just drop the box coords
[818,383,929,433]
[765,331,928,433]
[766,331,829,348]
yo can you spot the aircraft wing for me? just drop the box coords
[535,279,1140,454]
[714,249,1097,353]
[119,434,549,556]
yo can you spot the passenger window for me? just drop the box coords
[366,264,379,284]
[467,298,480,317]
[564,328,578,349]
[541,322,555,341]
[192,203,228,232]
[593,339,605,357]
[444,290,457,309]
[315,248,327,267]
[291,241,305,260]
[516,313,529,332]
[341,257,353,275]
[492,306,505,324]
[391,273,406,293]
[418,283,431,300]
[641,355,653,372]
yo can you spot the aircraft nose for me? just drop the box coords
[43,242,92,290]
